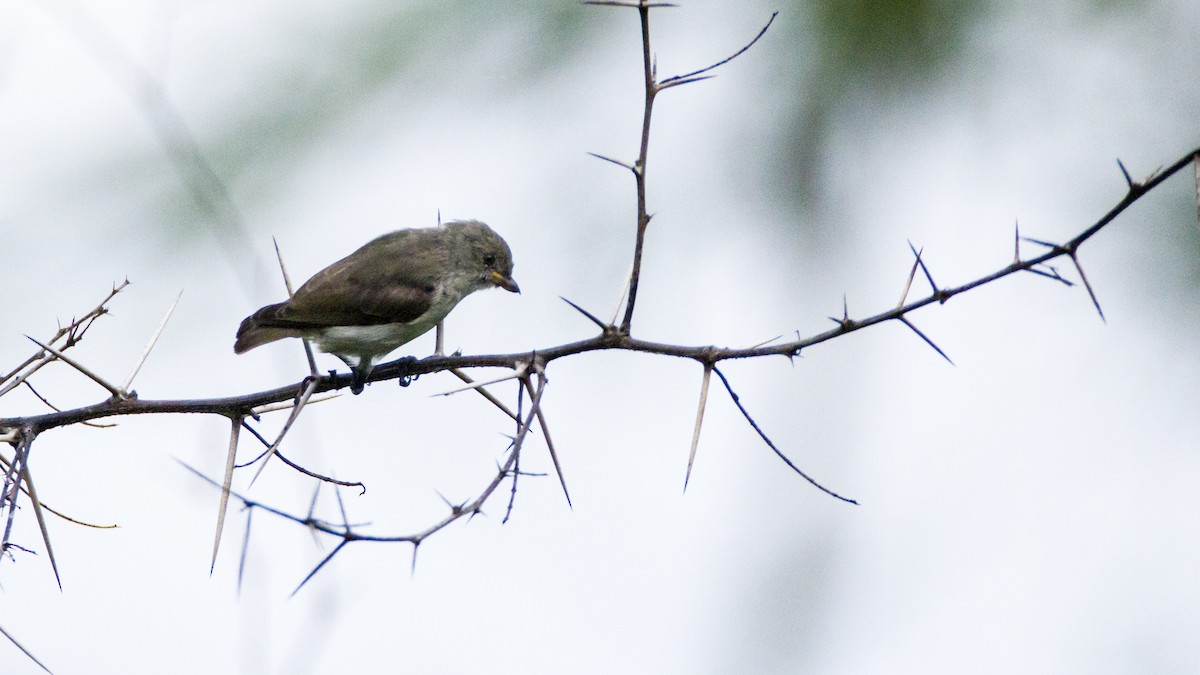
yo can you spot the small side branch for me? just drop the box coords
[660,12,778,89]
[711,367,857,505]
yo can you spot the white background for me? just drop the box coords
[1,1,1198,673]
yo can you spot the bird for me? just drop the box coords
[234,219,519,394]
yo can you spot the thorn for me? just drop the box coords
[560,296,608,331]
[211,417,242,574]
[898,246,921,308]
[683,364,713,493]
[237,509,253,597]
[123,289,183,392]
[907,241,939,293]
[1068,253,1106,323]
[1013,220,1021,264]
[289,541,346,598]
[1023,265,1074,286]
[828,295,854,328]
[897,317,954,365]
[1117,157,1136,190]
[25,335,124,399]
[586,151,635,172]
[1020,236,1065,253]
[1193,154,1200,231]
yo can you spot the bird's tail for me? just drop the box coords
[233,302,296,353]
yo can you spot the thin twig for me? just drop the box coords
[0,622,54,674]
[248,376,320,485]
[0,280,128,394]
[711,367,857,505]
[660,12,777,88]
[236,420,364,490]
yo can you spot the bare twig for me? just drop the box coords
[0,280,127,395]
[248,376,321,485]
[711,367,857,505]
[237,420,363,491]
[0,622,53,674]
[660,12,777,88]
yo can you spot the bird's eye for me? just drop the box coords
[483,254,496,267]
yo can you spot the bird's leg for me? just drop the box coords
[350,365,368,395]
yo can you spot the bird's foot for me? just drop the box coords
[350,368,367,395]
[396,356,419,388]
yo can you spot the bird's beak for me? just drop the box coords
[491,271,520,294]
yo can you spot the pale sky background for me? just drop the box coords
[2,1,1199,673]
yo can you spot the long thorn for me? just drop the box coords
[684,364,713,492]
[527,374,571,508]
[898,317,955,365]
[560,296,609,330]
[211,416,242,573]
[290,541,348,597]
[24,336,123,398]
[122,290,182,391]
[1069,253,1106,322]
[274,237,318,376]
[20,465,61,590]
[248,377,319,486]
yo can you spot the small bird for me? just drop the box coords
[235,219,519,394]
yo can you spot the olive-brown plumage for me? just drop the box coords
[235,219,518,393]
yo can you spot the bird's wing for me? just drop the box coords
[265,230,447,327]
